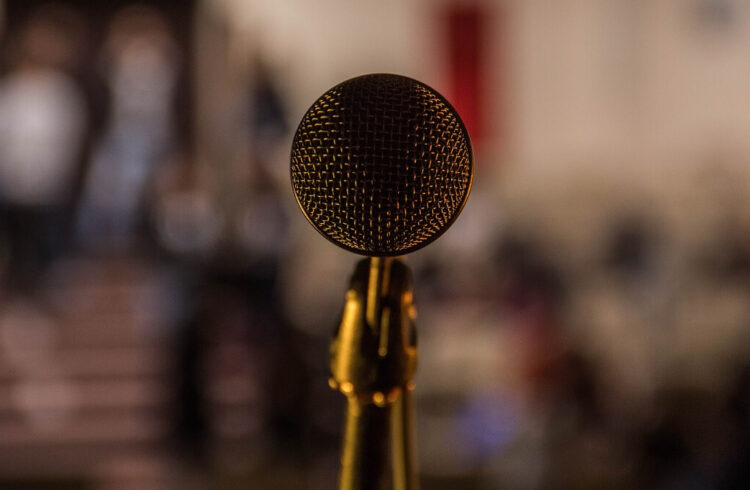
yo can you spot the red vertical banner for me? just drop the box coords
[444,2,488,151]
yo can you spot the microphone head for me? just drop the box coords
[290,73,473,256]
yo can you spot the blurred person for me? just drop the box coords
[242,60,319,458]
[243,55,290,185]
[155,54,310,470]
[77,4,179,252]
[490,234,634,487]
[494,234,566,400]
[234,59,291,284]
[638,388,729,490]
[721,363,750,488]
[0,4,87,294]
[227,59,312,459]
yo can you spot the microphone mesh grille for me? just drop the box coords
[290,74,473,256]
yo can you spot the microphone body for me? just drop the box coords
[290,73,472,490]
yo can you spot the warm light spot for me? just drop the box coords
[340,381,354,395]
[373,392,386,407]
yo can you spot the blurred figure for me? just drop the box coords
[722,363,750,488]
[0,4,87,293]
[152,54,301,471]
[78,4,179,252]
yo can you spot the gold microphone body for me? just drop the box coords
[290,74,473,490]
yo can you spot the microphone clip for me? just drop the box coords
[329,257,417,406]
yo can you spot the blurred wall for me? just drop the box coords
[200,0,750,176]
[512,0,750,176]
[212,0,437,111]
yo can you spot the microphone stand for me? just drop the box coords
[330,257,419,490]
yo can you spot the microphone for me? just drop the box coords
[291,73,473,490]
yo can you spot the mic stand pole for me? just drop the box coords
[330,257,419,490]
[391,386,418,489]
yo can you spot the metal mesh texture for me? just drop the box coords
[290,73,473,256]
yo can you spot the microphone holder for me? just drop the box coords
[329,257,419,490]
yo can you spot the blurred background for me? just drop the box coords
[1,0,750,488]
